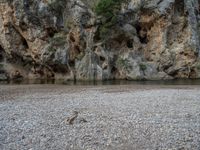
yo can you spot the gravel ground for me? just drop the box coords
[0,84,200,150]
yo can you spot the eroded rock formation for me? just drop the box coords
[0,0,200,81]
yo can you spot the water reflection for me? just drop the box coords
[1,79,200,85]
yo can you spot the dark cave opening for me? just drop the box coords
[140,35,148,44]
[94,29,101,42]
[174,0,184,15]
[127,39,133,48]
[199,0,200,12]
[135,23,148,44]
[22,38,29,49]
[111,66,117,74]
[0,45,4,62]
[47,28,56,38]
[69,34,76,42]
[19,21,28,31]
[69,60,75,68]
[100,56,106,62]
[52,65,69,74]
[74,45,81,53]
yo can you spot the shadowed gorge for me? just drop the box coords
[0,1,200,149]
[0,0,200,81]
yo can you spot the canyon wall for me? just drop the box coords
[0,0,200,81]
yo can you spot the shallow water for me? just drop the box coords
[1,79,200,85]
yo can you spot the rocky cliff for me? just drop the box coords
[0,0,200,81]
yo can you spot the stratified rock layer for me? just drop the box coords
[0,0,200,81]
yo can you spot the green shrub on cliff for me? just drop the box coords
[139,63,147,71]
[196,62,200,70]
[48,0,66,15]
[48,33,66,52]
[0,64,3,69]
[95,0,122,39]
[117,58,131,71]
[51,35,66,46]
[95,0,121,16]
[81,0,100,9]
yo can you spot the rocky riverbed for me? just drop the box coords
[0,84,200,149]
[1,0,200,81]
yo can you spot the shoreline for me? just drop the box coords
[1,78,200,86]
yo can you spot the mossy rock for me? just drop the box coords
[48,47,57,52]
[76,52,85,60]
[81,0,100,10]
[139,63,147,71]
[50,33,67,46]
[47,33,67,52]
[116,57,131,71]
[48,0,66,14]
[0,63,3,68]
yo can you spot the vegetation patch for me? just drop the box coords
[48,33,67,52]
[64,19,74,30]
[95,0,122,16]
[81,0,100,10]
[0,63,3,68]
[196,61,200,70]
[139,63,147,71]
[95,0,122,39]
[48,0,66,15]
[76,52,85,60]
[51,34,66,46]
[116,58,131,71]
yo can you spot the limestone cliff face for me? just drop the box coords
[0,0,200,81]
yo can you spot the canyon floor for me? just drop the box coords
[0,84,200,150]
